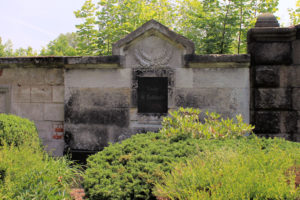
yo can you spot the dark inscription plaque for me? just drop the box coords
[138,77,168,113]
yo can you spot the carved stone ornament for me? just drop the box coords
[133,37,174,68]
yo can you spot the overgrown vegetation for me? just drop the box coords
[0,114,40,148]
[0,114,81,200]
[83,108,254,199]
[155,138,300,200]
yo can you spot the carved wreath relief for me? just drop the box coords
[133,36,174,68]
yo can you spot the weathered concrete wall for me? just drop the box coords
[0,20,251,156]
[64,68,132,151]
[0,65,64,156]
[248,14,300,140]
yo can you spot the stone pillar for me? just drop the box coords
[248,13,300,140]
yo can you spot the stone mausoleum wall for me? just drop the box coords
[2,15,297,156]
[248,14,300,141]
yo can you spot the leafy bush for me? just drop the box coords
[161,107,254,139]
[0,143,81,200]
[0,114,40,148]
[154,138,300,200]
[84,108,254,199]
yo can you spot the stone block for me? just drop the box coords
[64,124,108,151]
[43,139,65,157]
[255,65,279,87]
[28,68,47,85]
[287,66,300,87]
[0,86,10,113]
[0,69,19,84]
[293,88,300,110]
[35,121,53,140]
[293,40,300,64]
[12,84,30,103]
[251,42,292,65]
[65,69,131,88]
[44,103,64,121]
[175,68,193,88]
[255,88,291,109]
[52,86,64,103]
[123,35,184,68]
[68,88,131,108]
[193,67,249,88]
[175,88,249,114]
[254,111,280,133]
[65,106,129,127]
[11,103,44,121]
[31,86,52,103]
[281,111,298,134]
[45,69,64,85]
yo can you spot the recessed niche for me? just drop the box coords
[137,77,168,113]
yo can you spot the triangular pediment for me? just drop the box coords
[112,20,195,55]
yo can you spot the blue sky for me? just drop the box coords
[0,0,296,51]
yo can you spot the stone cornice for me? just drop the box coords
[0,56,121,68]
[248,27,296,42]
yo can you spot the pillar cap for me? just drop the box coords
[255,13,280,27]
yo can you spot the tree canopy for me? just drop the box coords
[73,0,279,55]
[0,0,285,57]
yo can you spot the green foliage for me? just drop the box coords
[74,0,279,55]
[289,0,300,25]
[154,137,300,200]
[0,114,81,199]
[75,0,177,55]
[74,0,99,55]
[83,108,254,199]
[0,143,81,200]
[0,37,38,57]
[40,32,79,56]
[176,0,279,54]
[0,114,40,148]
[161,107,254,139]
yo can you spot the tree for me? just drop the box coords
[75,0,177,55]
[176,0,278,54]
[74,0,99,55]
[40,33,78,56]
[289,0,300,25]
[14,46,38,57]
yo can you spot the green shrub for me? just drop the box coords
[154,138,300,200]
[0,114,40,148]
[84,108,254,200]
[161,107,254,139]
[0,143,81,200]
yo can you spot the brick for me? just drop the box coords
[31,86,52,103]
